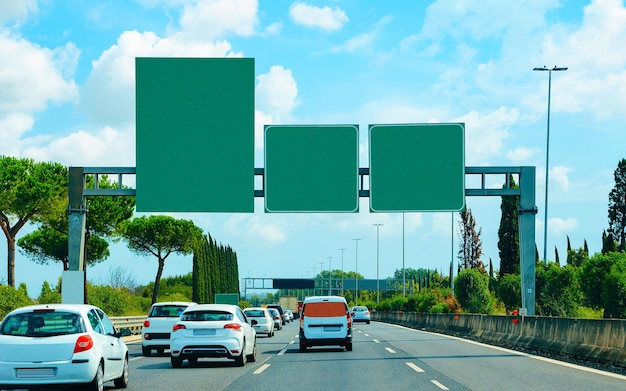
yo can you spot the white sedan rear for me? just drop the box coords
[0,304,130,391]
[169,304,257,367]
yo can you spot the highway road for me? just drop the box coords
[116,320,626,391]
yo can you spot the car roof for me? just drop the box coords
[243,307,268,312]
[303,295,347,304]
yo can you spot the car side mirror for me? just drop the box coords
[117,328,132,338]
[251,319,258,326]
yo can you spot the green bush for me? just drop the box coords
[0,284,34,319]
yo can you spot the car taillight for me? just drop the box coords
[224,323,242,331]
[74,335,94,353]
[143,320,151,327]
[365,311,370,315]
[300,314,304,328]
[347,313,352,329]
[172,324,186,332]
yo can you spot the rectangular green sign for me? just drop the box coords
[264,125,359,212]
[135,58,254,212]
[369,123,465,212]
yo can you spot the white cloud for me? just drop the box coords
[550,165,572,192]
[179,0,259,40]
[548,216,578,236]
[0,32,78,113]
[255,66,298,120]
[0,112,34,155]
[0,0,38,26]
[289,2,348,31]
[455,107,518,165]
[506,147,539,164]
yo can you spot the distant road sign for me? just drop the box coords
[264,125,359,212]
[369,123,465,212]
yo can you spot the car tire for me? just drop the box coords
[171,356,183,368]
[113,356,129,388]
[235,341,246,367]
[346,343,353,352]
[86,362,104,391]
[299,342,307,353]
[247,339,257,362]
[142,346,151,356]
[366,320,370,324]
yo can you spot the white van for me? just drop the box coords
[299,296,352,352]
[141,301,196,356]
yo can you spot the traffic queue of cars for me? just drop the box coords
[0,299,371,388]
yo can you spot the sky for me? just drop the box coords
[1,0,626,298]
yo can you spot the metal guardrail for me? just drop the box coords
[111,316,146,335]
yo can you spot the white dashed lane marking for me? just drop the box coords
[253,364,271,374]
[431,380,449,390]
[385,347,396,354]
[406,362,425,373]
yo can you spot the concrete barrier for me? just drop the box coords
[372,311,626,368]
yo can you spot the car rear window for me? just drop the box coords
[181,310,233,321]
[303,302,347,317]
[150,305,188,317]
[0,311,85,337]
[244,310,266,317]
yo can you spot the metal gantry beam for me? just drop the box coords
[66,166,536,315]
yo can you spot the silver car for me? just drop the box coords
[267,308,282,330]
[350,306,371,324]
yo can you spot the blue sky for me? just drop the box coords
[1,0,625,297]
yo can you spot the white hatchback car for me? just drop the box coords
[141,301,196,356]
[0,304,131,391]
[243,307,275,337]
[169,304,257,367]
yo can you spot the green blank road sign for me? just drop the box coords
[135,58,254,212]
[264,125,359,212]
[369,123,465,212]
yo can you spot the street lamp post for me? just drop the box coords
[353,238,361,305]
[533,65,568,262]
[339,248,346,296]
[402,213,406,297]
[327,256,333,295]
[373,224,383,304]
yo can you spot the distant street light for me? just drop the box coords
[339,248,346,296]
[533,65,568,262]
[327,256,333,295]
[373,224,383,304]
[353,238,361,305]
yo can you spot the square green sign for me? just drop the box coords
[264,125,359,212]
[369,123,465,212]
[135,57,254,212]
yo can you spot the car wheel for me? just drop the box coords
[247,339,257,362]
[142,346,151,356]
[113,356,129,388]
[346,343,353,352]
[234,341,246,367]
[171,356,183,368]
[86,362,104,391]
[299,342,307,353]
[367,320,370,324]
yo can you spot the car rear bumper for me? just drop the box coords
[299,328,352,347]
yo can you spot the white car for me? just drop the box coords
[299,296,352,352]
[141,301,196,356]
[0,304,131,391]
[169,304,257,367]
[243,307,275,337]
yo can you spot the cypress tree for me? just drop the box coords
[498,175,519,277]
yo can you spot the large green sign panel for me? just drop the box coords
[136,58,254,212]
[369,123,465,212]
[264,125,359,212]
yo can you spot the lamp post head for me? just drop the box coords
[533,66,568,72]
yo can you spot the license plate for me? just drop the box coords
[193,329,216,336]
[16,368,56,378]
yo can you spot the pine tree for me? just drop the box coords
[607,158,626,252]
[497,176,519,277]
[458,209,483,271]
[555,247,560,266]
